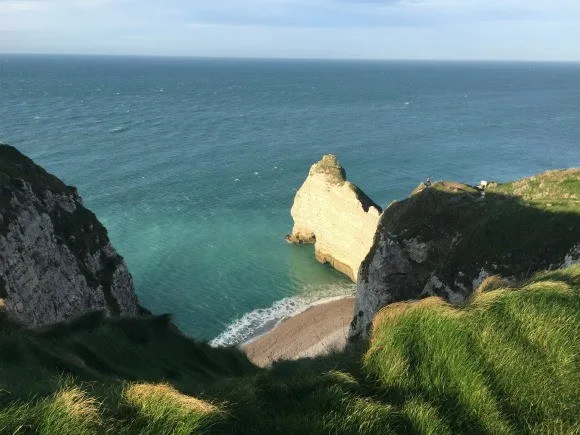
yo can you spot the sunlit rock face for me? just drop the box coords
[0,144,141,327]
[287,154,382,282]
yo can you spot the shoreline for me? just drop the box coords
[239,294,355,347]
[242,297,355,367]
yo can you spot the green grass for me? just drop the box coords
[365,267,580,434]
[311,154,347,184]
[0,265,579,433]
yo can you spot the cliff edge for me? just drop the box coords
[287,155,382,282]
[0,144,141,327]
[351,170,580,337]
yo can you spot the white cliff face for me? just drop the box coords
[287,155,381,282]
[0,144,140,327]
[351,229,489,338]
[351,230,443,338]
[351,233,410,335]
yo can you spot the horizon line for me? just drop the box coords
[2,52,580,64]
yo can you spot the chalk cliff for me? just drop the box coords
[351,170,580,337]
[287,155,382,282]
[0,144,141,327]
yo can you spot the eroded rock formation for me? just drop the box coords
[287,155,382,282]
[0,144,141,327]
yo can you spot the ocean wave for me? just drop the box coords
[110,125,129,133]
[210,283,355,348]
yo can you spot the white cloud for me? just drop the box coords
[0,0,44,13]
[403,0,580,17]
[0,0,579,60]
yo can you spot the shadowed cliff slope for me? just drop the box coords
[352,170,580,336]
[0,144,141,327]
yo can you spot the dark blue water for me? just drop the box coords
[1,55,579,343]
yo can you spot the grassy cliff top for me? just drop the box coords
[0,265,578,434]
[310,154,347,183]
[425,169,580,211]
[309,154,382,212]
[489,168,580,211]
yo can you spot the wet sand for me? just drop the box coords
[243,297,355,367]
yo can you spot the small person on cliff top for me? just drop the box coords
[425,177,432,187]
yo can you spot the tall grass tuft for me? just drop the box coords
[121,383,224,434]
[0,385,102,435]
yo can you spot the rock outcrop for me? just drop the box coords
[563,243,580,267]
[351,170,580,337]
[287,155,382,282]
[0,144,141,327]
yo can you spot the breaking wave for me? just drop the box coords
[210,283,355,348]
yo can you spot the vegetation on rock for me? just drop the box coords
[310,154,347,184]
[378,169,580,282]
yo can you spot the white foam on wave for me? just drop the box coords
[210,283,355,348]
[110,125,129,133]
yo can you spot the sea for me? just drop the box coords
[1,55,579,345]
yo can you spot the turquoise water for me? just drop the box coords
[1,55,579,343]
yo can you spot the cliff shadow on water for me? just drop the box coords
[353,174,580,337]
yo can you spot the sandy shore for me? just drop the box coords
[243,297,355,367]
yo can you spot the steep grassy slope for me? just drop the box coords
[0,313,257,434]
[365,266,580,434]
[1,265,579,434]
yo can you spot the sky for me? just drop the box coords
[1,0,580,60]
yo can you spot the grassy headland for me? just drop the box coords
[364,169,580,295]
